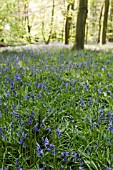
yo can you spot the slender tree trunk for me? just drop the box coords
[97,4,104,43]
[110,0,113,21]
[100,0,110,45]
[24,0,31,42]
[65,4,71,45]
[108,0,113,41]
[42,0,55,44]
[72,0,88,50]
[65,2,74,44]
[85,21,88,44]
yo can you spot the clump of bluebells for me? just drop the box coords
[0,45,113,169]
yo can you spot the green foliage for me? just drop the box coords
[0,45,113,169]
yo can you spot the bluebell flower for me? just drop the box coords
[29,112,34,119]
[28,119,33,125]
[73,80,77,85]
[19,133,27,144]
[98,87,103,95]
[46,127,52,135]
[0,126,2,134]
[12,112,19,119]
[110,92,113,98]
[79,98,84,108]
[63,157,67,162]
[0,126,7,140]
[47,144,55,151]
[85,83,89,91]
[108,73,111,78]
[2,134,7,140]
[38,149,44,158]
[56,128,62,139]
[52,151,56,156]
[13,90,17,96]
[0,111,2,118]
[79,158,83,164]
[20,138,24,144]
[40,123,43,128]
[106,168,112,170]
[23,143,27,148]
[22,133,27,140]
[42,137,49,147]
[87,148,91,154]
[79,167,84,170]
[11,122,14,130]
[5,91,10,98]
[36,142,44,157]
[65,83,68,88]
[61,151,69,157]
[24,94,29,100]
[16,158,20,170]
[72,152,77,162]
[108,122,113,133]
[88,97,93,107]
[15,73,22,82]
[33,126,39,132]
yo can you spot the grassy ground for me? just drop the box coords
[0,44,113,170]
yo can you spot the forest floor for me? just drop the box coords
[0,42,113,53]
[0,43,113,170]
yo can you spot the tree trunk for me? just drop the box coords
[97,4,104,43]
[110,0,113,21]
[72,0,88,50]
[65,2,74,44]
[42,0,55,44]
[100,0,110,45]
[24,0,31,42]
[85,21,88,44]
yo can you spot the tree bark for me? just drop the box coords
[42,0,55,44]
[65,2,74,44]
[72,0,88,50]
[100,0,110,45]
[97,3,104,43]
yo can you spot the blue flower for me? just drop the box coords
[61,151,69,157]
[15,73,22,82]
[0,126,2,134]
[52,151,56,156]
[36,142,44,157]
[29,112,34,119]
[72,152,77,162]
[46,127,52,135]
[23,143,27,148]
[10,122,14,130]
[19,133,27,144]
[2,134,7,140]
[0,111,2,118]
[33,126,39,132]
[42,137,49,147]
[47,143,55,151]
[108,122,113,133]
[16,158,20,170]
[79,167,84,170]
[28,119,33,125]
[63,157,67,162]
[56,128,62,139]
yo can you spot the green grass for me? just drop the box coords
[0,44,113,170]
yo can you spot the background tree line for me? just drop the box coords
[0,0,113,49]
